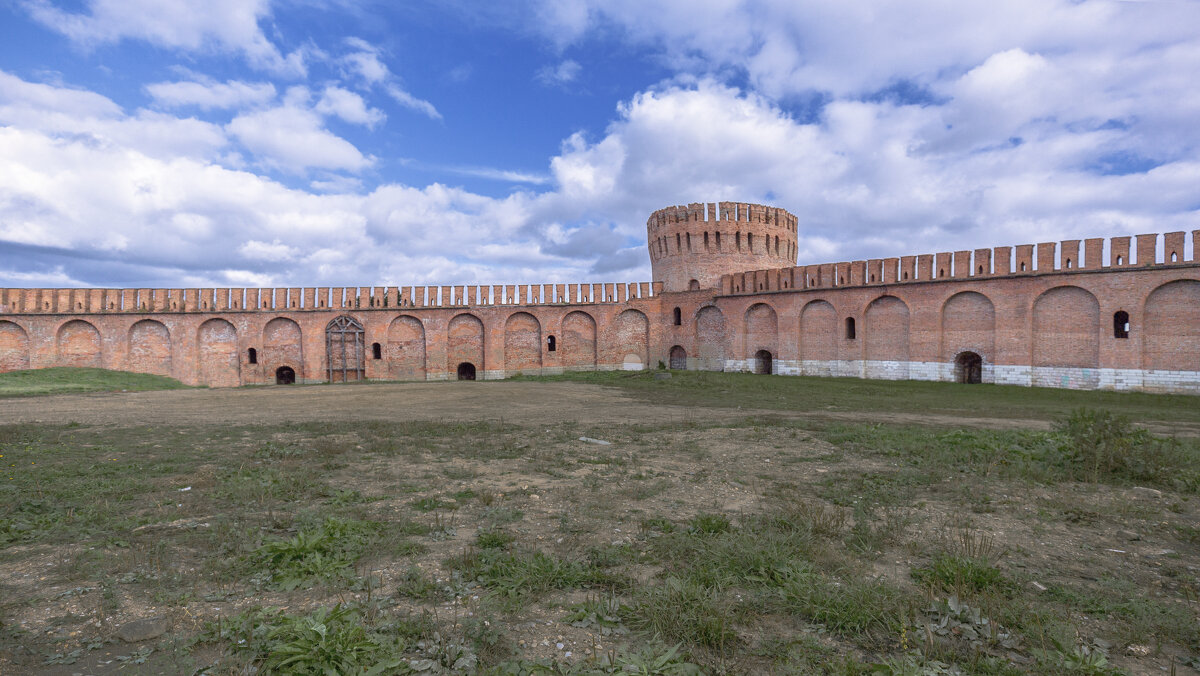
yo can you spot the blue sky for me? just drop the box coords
[1,0,1198,289]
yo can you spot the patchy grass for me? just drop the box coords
[1,376,1198,674]
[0,367,189,397]
[538,369,1200,424]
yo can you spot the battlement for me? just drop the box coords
[720,230,1200,294]
[647,201,798,292]
[0,281,664,315]
[647,202,798,232]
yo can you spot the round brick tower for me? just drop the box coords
[647,201,798,292]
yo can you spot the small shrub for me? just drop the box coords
[476,528,515,550]
[1052,408,1199,489]
[260,605,403,675]
[912,554,1016,597]
[251,517,374,590]
[688,513,732,535]
[632,576,740,653]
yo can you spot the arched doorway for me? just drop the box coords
[955,352,983,384]
[669,345,687,370]
[755,349,773,375]
[326,315,365,382]
[457,362,477,381]
[275,366,296,385]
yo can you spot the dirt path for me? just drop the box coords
[3,381,1196,436]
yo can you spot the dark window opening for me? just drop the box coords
[748,233,754,251]
[688,279,700,291]
[275,366,296,385]
[845,317,856,340]
[457,362,477,381]
[903,272,909,280]
[869,274,876,282]
[1114,311,1130,339]
[547,335,556,352]
[248,348,257,364]
[754,350,773,375]
[669,345,687,370]
[1065,259,1072,269]
[977,265,984,274]
[372,342,382,359]
[676,233,681,250]
[703,231,709,251]
[715,231,721,248]
[954,352,983,384]
[673,307,682,325]
[1019,262,1026,272]
[736,231,742,252]
[939,268,946,277]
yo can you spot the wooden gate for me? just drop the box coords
[326,315,365,382]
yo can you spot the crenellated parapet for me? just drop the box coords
[647,201,798,293]
[0,281,664,315]
[719,230,1200,295]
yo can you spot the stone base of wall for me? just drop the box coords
[713,359,1200,394]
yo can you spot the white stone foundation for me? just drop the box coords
[714,359,1200,394]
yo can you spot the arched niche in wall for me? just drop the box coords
[56,319,102,368]
[743,303,778,363]
[0,321,30,372]
[504,311,543,374]
[864,295,910,380]
[561,311,597,370]
[128,319,172,377]
[613,309,649,370]
[799,300,837,369]
[940,291,995,364]
[1032,286,1099,387]
[1143,279,1200,372]
[448,313,485,377]
[694,305,727,371]
[197,318,240,387]
[263,317,303,382]
[388,315,427,381]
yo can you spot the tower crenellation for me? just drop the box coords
[647,201,798,292]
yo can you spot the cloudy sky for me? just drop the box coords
[1,0,1198,289]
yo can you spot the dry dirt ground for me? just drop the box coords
[1,381,1197,675]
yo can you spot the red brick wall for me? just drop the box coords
[197,319,240,387]
[743,303,778,359]
[447,313,485,374]
[262,317,304,382]
[57,319,102,368]
[387,315,426,380]
[1143,279,1200,371]
[864,296,909,362]
[504,312,542,373]
[1032,286,1099,368]
[560,311,597,369]
[0,320,30,371]
[694,305,727,369]
[128,319,172,377]
[799,300,837,362]
[940,291,995,362]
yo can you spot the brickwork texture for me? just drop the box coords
[1,204,1197,393]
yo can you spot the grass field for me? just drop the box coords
[0,367,189,398]
[1,371,1198,674]
[533,370,1200,425]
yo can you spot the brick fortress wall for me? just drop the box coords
[0,283,666,386]
[658,228,1199,393]
[1,204,1198,394]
